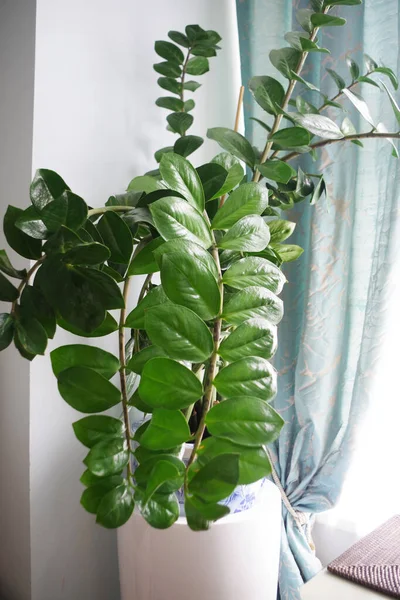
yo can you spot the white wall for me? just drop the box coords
[0,1,36,598]
[29,1,241,599]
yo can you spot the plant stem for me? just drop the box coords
[219,85,245,208]
[87,205,133,217]
[252,10,329,182]
[180,48,191,106]
[11,257,45,314]
[281,131,400,162]
[318,74,371,112]
[119,277,133,481]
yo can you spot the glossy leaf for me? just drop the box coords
[273,243,304,262]
[84,438,129,478]
[184,80,201,92]
[153,238,218,279]
[295,114,344,139]
[15,206,49,240]
[207,128,256,169]
[30,168,70,211]
[296,96,319,115]
[80,470,123,488]
[296,8,314,32]
[0,272,19,301]
[197,437,272,485]
[222,256,285,293]
[218,215,271,252]
[186,56,209,75]
[269,48,301,79]
[127,175,164,194]
[248,76,285,115]
[311,14,346,26]
[80,476,124,514]
[127,345,166,375]
[213,357,277,400]
[125,285,170,329]
[73,415,124,448]
[211,153,244,196]
[270,127,311,148]
[160,153,205,212]
[0,250,26,279]
[160,251,221,320]
[136,489,179,529]
[185,496,229,531]
[150,197,212,249]
[346,56,360,81]
[218,317,278,362]
[51,344,120,379]
[0,313,14,351]
[158,77,182,95]
[15,317,47,355]
[41,191,88,232]
[167,112,194,135]
[135,455,184,494]
[138,357,203,409]
[154,40,184,64]
[96,484,134,528]
[153,61,181,77]
[256,160,296,184]
[57,367,121,413]
[189,454,239,503]
[156,96,184,111]
[58,311,118,338]
[97,211,133,264]
[373,67,398,91]
[223,286,284,325]
[127,237,164,276]
[62,242,110,265]
[196,163,227,202]
[211,182,269,230]
[168,30,190,48]
[206,397,284,447]
[141,461,181,504]
[174,135,203,158]
[139,408,191,450]
[145,304,213,362]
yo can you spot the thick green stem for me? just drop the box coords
[11,257,45,315]
[87,205,133,217]
[180,48,191,107]
[119,277,133,481]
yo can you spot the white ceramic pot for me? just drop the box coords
[117,480,281,600]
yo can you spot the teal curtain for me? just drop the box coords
[235,1,400,598]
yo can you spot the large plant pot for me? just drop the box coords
[117,480,281,600]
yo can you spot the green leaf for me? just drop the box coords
[15,316,47,355]
[222,256,285,293]
[141,461,181,504]
[267,219,296,243]
[273,243,304,262]
[223,286,283,325]
[250,117,272,132]
[153,61,181,77]
[342,88,374,126]
[57,367,121,413]
[296,8,314,32]
[19,285,56,338]
[84,438,129,478]
[269,48,301,79]
[138,357,203,410]
[136,489,179,529]
[129,390,153,413]
[51,344,120,379]
[61,242,110,266]
[0,250,26,279]
[376,122,399,158]
[196,437,272,485]
[311,14,346,26]
[206,397,284,447]
[97,212,133,264]
[290,72,320,92]
[189,454,239,503]
[196,163,227,201]
[185,496,229,531]
[364,54,378,72]
[145,304,213,363]
[372,67,398,90]
[218,215,271,252]
[341,116,357,136]
[156,96,184,111]
[207,128,256,169]
[248,76,285,115]
[30,168,70,211]
[3,206,42,259]
[160,251,221,320]
[73,415,124,448]
[211,182,269,230]
[270,127,311,148]
[300,38,329,54]
[81,476,124,514]
[139,408,191,450]
[127,237,164,276]
[174,135,203,158]
[153,238,218,279]
[127,175,164,194]
[213,356,277,400]
[125,285,170,329]
[167,112,194,135]
[183,99,195,112]
[155,146,175,163]
[15,206,49,240]
[0,272,19,301]
[159,153,205,212]
[168,30,190,48]
[326,68,346,91]
[41,191,88,232]
[80,469,123,488]
[311,0,324,9]
[184,80,201,92]
[256,160,296,184]
[219,317,277,362]
[154,40,184,64]
[324,0,361,5]
[127,346,166,375]
[186,56,209,75]
[346,56,360,81]
[295,114,344,139]
[150,197,212,249]
[357,76,379,88]
[157,77,182,95]
[134,454,184,493]
[0,313,14,351]
[96,483,134,528]
[380,80,400,126]
[211,153,245,196]
[296,96,319,115]
[58,311,118,338]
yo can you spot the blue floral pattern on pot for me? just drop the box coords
[131,412,267,516]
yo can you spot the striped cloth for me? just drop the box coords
[328,516,400,598]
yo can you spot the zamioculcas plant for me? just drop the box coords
[1,3,399,530]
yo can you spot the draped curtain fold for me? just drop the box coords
[235,1,400,598]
